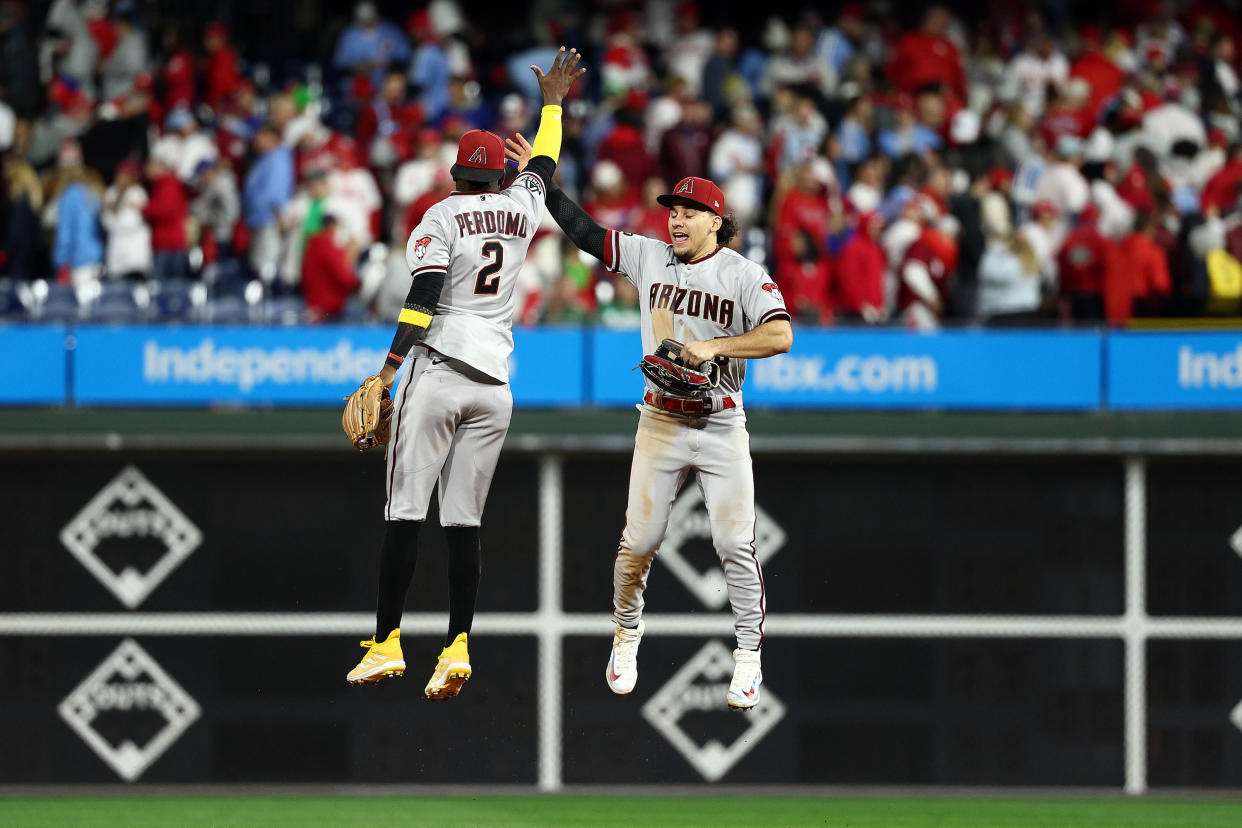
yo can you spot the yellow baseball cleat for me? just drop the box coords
[347,629,406,684]
[425,633,471,700]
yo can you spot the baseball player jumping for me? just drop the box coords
[341,47,585,699]
[507,135,792,709]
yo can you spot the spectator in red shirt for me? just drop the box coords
[584,160,638,233]
[302,214,360,322]
[597,105,658,186]
[1056,206,1111,320]
[659,98,714,185]
[772,163,832,322]
[403,169,452,240]
[833,211,887,322]
[897,214,959,329]
[158,25,195,111]
[1115,146,1170,213]
[1038,83,1093,148]
[887,6,966,99]
[356,68,423,169]
[1070,29,1124,121]
[203,22,241,113]
[633,177,672,242]
[1201,143,1242,214]
[142,156,189,281]
[1109,210,1171,322]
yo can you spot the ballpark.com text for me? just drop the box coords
[754,353,938,393]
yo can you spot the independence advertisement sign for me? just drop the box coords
[70,326,585,406]
[745,329,1102,410]
[73,326,391,405]
[1109,331,1242,410]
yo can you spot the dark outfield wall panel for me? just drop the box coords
[562,458,1124,615]
[1148,640,1242,786]
[561,636,1123,785]
[1147,461,1242,617]
[0,635,537,784]
[0,456,538,613]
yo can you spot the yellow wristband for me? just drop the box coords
[529,105,563,163]
[398,308,433,328]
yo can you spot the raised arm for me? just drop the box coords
[505,131,608,261]
[520,46,586,191]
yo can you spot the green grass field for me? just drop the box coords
[3,795,1242,828]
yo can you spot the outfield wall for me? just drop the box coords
[3,443,1242,790]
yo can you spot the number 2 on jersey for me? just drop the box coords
[474,241,503,294]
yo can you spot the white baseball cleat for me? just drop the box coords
[727,648,762,710]
[605,620,644,695]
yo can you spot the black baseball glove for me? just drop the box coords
[638,339,721,397]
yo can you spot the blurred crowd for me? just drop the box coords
[3,0,1242,327]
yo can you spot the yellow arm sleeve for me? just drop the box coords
[529,105,564,163]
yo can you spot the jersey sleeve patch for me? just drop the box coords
[412,235,435,260]
[515,171,546,199]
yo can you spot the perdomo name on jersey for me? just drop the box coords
[650,282,735,328]
[453,209,530,239]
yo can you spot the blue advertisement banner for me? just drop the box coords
[0,325,67,404]
[1109,331,1242,410]
[70,326,589,407]
[745,329,1103,410]
[9,323,1241,411]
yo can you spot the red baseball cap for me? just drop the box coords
[657,176,725,215]
[450,129,505,183]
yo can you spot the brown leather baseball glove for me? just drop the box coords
[342,374,394,451]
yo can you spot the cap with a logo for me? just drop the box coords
[657,176,725,215]
[450,129,506,183]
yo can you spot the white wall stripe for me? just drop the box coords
[6,612,1242,639]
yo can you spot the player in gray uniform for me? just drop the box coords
[507,138,792,709]
[344,48,584,699]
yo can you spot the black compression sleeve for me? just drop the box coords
[384,269,446,370]
[545,184,607,260]
[525,155,557,191]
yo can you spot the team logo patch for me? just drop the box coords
[521,175,543,194]
[413,236,433,259]
[675,179,694,195]
[468,146,487,165]
[761,282,783,301]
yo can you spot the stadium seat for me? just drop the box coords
[339,297,368,323]
[207,258,250,298]
[0,279,30,320]
[33,282,80,323]
[89,282,143,324]
[263,296,305,326]
[152,280,203,322]
[207,295,253,324]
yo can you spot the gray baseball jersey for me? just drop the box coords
[602,229,790,398]
[404,170,547,382]
[386,171,546,526]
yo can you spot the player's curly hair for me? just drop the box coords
[716,212,740,246]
